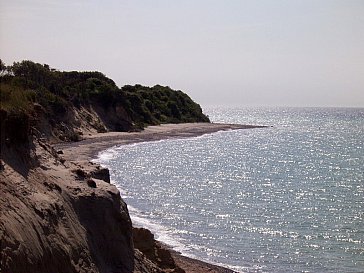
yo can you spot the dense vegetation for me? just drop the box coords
[0,59,209,141]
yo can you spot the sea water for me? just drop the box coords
[96,107,364,273]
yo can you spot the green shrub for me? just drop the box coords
[0,60,210,137]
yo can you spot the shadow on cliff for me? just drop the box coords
[0,109,38,177]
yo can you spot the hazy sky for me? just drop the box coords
[1,0,363,107]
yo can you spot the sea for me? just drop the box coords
[96,106,364,273]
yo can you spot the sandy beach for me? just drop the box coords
[54,123,264,162]
[54,122,265,273]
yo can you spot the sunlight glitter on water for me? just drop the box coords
[97,107,364,272]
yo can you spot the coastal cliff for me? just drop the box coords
[0,60,202,273]
[0,60,238,273]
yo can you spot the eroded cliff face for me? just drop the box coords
[33,102,133,142]
[0,132,134,273]
[0,106,190,273]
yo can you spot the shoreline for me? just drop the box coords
[54,122,266,273]
[55,123,266,162]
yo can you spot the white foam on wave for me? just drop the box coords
[93,139,173,164]
[93,129,236,166]
[127,204,190,253]
[126,203,250,272]
[92,148,118,163]
[98,151,116,161]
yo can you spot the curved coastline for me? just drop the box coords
[54,122,266,273]
[54,123,266,162]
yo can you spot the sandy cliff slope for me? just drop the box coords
[0,138,134,273]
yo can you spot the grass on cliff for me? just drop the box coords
[0,83,34,112]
